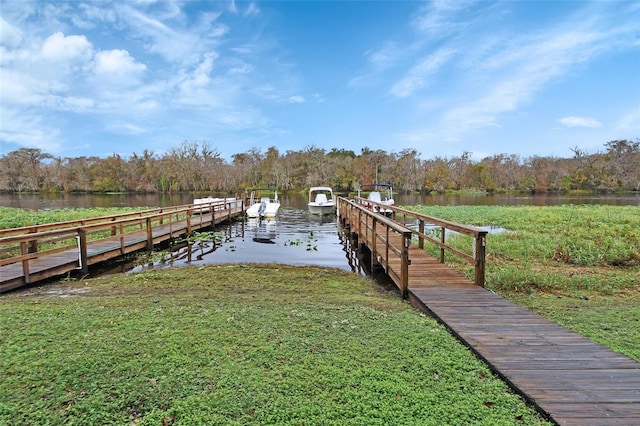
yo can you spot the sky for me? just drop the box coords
[1,0,639,162]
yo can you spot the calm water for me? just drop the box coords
[128,207,360,275]
[1,191,639,210]
[1,192,637,276]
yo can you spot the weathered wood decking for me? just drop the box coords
[0,200,244,292]
[338,197,640,425]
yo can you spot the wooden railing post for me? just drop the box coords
[186,211,192,234]
[146,217,153,250]
[78,228,88,275]
[385,226,390,270]
[28,229,37,253]
[371,218,377,270]
[475,232,487,287]
[357,208,362,246]
[20,241,30,284]
[400,232,411,298]
[439,226,446,263]
[418,220,424,250]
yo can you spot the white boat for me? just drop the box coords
[192,196,234,213]
[245,189,280,219]
[357,183,395,217]
[308,186,336,216]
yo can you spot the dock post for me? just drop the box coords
[400,232,410,298]
[78,228,89,275]
[474,232,487,287]
[146,217,153,250]
[439,227,445,263]
[28,230,37,253]
[371,219,377,270]
[20,241,31,284]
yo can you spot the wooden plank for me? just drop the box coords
[528,389,640,403]
[541,401,640,418]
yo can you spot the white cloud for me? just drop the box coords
[93,49,146,76]
[118,4,227,65]
[558,116,602,128]
[0,107,62,152]
[412,0,477,37]
[288,96,305,103]
[390,48,456,98]
[107,122,148,135]
[312,93,326,103]
[178,53,216,93]
[58,96,95,112]
[617,107,640,132]
[244,3,261,17]
[0,70,46,105]
[0,16,23,47]
[427,9,627,142]
[41,32,93,62]
[366,42,400,70]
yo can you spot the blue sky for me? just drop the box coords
[1,0,639,162]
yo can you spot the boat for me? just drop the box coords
[308,186,336,216]
[245,189,280,219]
[357,183,395,217]
[192,196,237,213]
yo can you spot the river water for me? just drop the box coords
[1,192,638,277]
[1,191,639,210]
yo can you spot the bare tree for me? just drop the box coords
[605,139,640,191]
[0,148,52,191]
[392,149,422,193]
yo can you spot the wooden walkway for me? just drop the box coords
[0,200,244,292]
[338,197,640,425]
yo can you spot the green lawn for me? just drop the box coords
[0,265,550,425]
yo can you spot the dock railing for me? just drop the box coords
[347,196,487,288]
[0,198,243,288]
[339,197,413,296]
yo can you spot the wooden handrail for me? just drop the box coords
[0,200,243,280]
[0,205,180,237]
[391,205,487,287]
[341,196,487,288]
[0,199,237,238]
[339,198,413,296]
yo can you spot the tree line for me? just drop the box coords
[1,139,639,194]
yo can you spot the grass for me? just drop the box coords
[0,207,151,230]
[0,265,550,425]
[406,204,640,361]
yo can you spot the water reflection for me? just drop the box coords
[127,206,358,274]
[249,218,277,243]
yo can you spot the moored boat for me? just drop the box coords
[308,186,336,216]
[246,189,280,219]
[192,196,234,213]
[357,183,394,217]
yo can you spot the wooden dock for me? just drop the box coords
[338,197,640,425]
[0,199,244,292]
